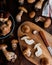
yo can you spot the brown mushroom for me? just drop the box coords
[16,7,28,22]
[44,18,51,28]
[35,0,44,9]
[21,24,30,33]
[29,11,36,18]
[40,57,49,65]
[11,39,18,50]
[27,0,36,4]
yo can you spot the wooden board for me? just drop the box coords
[18,21,52,65]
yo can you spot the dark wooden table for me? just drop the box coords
[0,0,52,65]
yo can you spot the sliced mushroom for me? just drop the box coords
[11,39,18,50]
[0,44,17,62]
[35,0,44,9]
[34,43,42,57]
[29,11,36,18]
[21,24,30,33]
[16,7,28,22]
[18,0,24,5]
[27,0,36,4]
[21,36,35,45]
[23,48,31,57]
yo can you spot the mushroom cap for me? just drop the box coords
[18,7,28,13]
[27,0,35,4]
[21,24,30,33]
[29,11,35,18]
[0,44,7,50]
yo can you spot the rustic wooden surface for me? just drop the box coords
[0,0,52,65]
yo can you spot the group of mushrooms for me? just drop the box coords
[0,12,12,36]
[0,39,18,62]
[16,0,52,29]
[20,24,49,65]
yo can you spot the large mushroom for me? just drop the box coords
[0,44,17,62]
[16,6,28,22]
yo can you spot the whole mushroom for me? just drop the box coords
[0,44,17,62]
[35,0,44,9]
[16,7,28,22]
[11,39,18,50]
[27,0,36,4]
[21,24,30,33]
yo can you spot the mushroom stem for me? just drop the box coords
[0,44,17,62]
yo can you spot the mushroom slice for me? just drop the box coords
[34,43,42,57]
[21,36,35,45]
[23,48,31,57]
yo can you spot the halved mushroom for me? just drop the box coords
[21,36,35,45]
[0,44,17,62]
[34,43,42,57]
[11,39,18,50]
[16,6,28,22]
[23,48,31,57]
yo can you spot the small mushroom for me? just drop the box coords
[35,16,45,22]
[44,18,51,28]
[23,48,31,57]
[29,11,36,18]
[21,36,35,45]
[21,24,30,33]
[18,0,24,5]
[11,39,18,50]
[35,0,44,9]
[34,43,42,57]
[0,44,17,62]
[33,30,38,34]
[27,0,36,4]
[16,7,28,22]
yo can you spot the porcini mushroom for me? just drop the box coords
[18,0,24,5]
[23,48,31,57]
[0,44,17,62]
[21,36,35,45]
[16,7,28,22]
[11,39,18,50]
[27,0,36,4]
[35,0,44,9]
[29,11,36,18]
[21,24,30,33]
[34,43,42,57]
